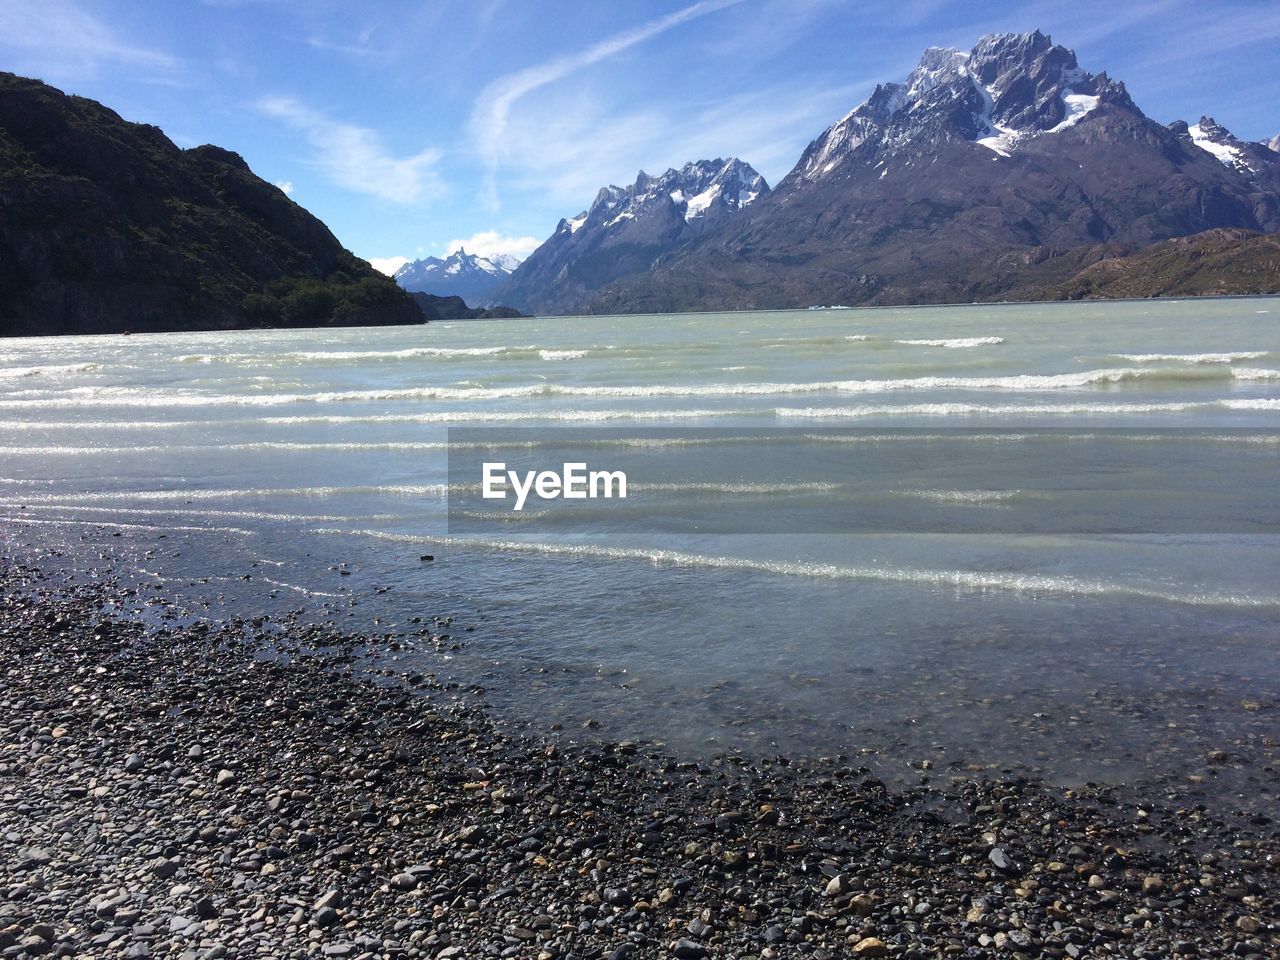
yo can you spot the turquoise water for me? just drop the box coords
[2,298,1278,790]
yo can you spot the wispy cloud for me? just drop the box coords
[256,97,443,205]
[305,29,388,60]
[0,0,180,82]
[470,0,744,207]
[444,231,542,262]
[483,71,876,213]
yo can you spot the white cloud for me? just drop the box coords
[368,256,410,276]
[470,0,744,207]
[0,0,180,82]
[444,231,542,264]
[256,96,443,205]
[274,180,295,195]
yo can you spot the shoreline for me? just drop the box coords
[2,562,1276,959]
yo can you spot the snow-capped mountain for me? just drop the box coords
[495,158,767,315]
[393,248,514,305]
[577,31,1280,314]
[1169,117,1278,178]
[794,32,1131,178]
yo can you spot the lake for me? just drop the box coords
[2,298,1278,804]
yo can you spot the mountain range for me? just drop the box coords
[0,72,423,336]
[493,158,768,315]
[393,248,517,305]
[492,31,1280,315]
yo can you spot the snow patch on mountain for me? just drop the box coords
[1184,118,1261,175]
[685,183,721,220]
[392,247,515,302]
[796,31,1116,175]
[553,158,768,235]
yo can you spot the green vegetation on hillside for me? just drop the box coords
[0,72,422,336]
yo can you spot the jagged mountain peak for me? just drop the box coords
[1170,116,1274,177]
[565,157,768,233]
[792,30,1131,182]
[496,156,769,314]
[1268,133,1280,154]
[393,247,516,303]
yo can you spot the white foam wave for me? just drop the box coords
[2,366,1273,408]
[6,484,449,503]
[901,489,1022,503]
[894,337,1005,348]
[633,481,843,495]
[176,346,509,363]
[1220,399,1280,410]
[0,441,454,455]
[4,503,404,523]
[312,527,1280,608]
[538,349,587,360]
[2,515,258,536]
[776,401,1203,418]
[0,362,100,378]
[1112,351,1267,363]
[259,577,345,598]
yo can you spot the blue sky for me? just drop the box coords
[2,0,1278,273]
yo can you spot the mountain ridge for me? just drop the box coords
[393,248,514,305]
[507,31,1280,315]
[0,71,422,336]
[494,157,767,315]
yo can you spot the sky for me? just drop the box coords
[3,0,1278,274]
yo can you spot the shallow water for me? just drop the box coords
[2,299,1278,800]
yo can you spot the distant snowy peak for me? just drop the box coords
[554,157,768,236]
[795,30,1128,179]
[1269,133,1280,155]
[392,248,516,302]
[394,247,514,287]
[1171,117,1273,177]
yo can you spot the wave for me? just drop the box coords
[1112,351,1268,363]
[0,441,457,455]
[776,401,1207,418]
[2,515,259,536]
[632,481,844,495]
[2,395,1277,432]
[894,337,1005,348]
[6,503,404,523]
[6,484,449,503]
[312,527,1280,608]
[9,364,1274,408]
[539,349,587,360]
[176,346,511,363]
[0,362,100,378]
[1220,398,1280,410]
[899,489,1022,503]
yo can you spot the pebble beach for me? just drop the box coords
[2,560,1276,960]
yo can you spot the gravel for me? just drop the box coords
[0,561,1276,959]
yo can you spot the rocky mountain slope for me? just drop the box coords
[0,72,421,336]
[1017,228,1280,300]
[496,158,767,314]
[522,32,1279,314]
[393,248,514,305]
